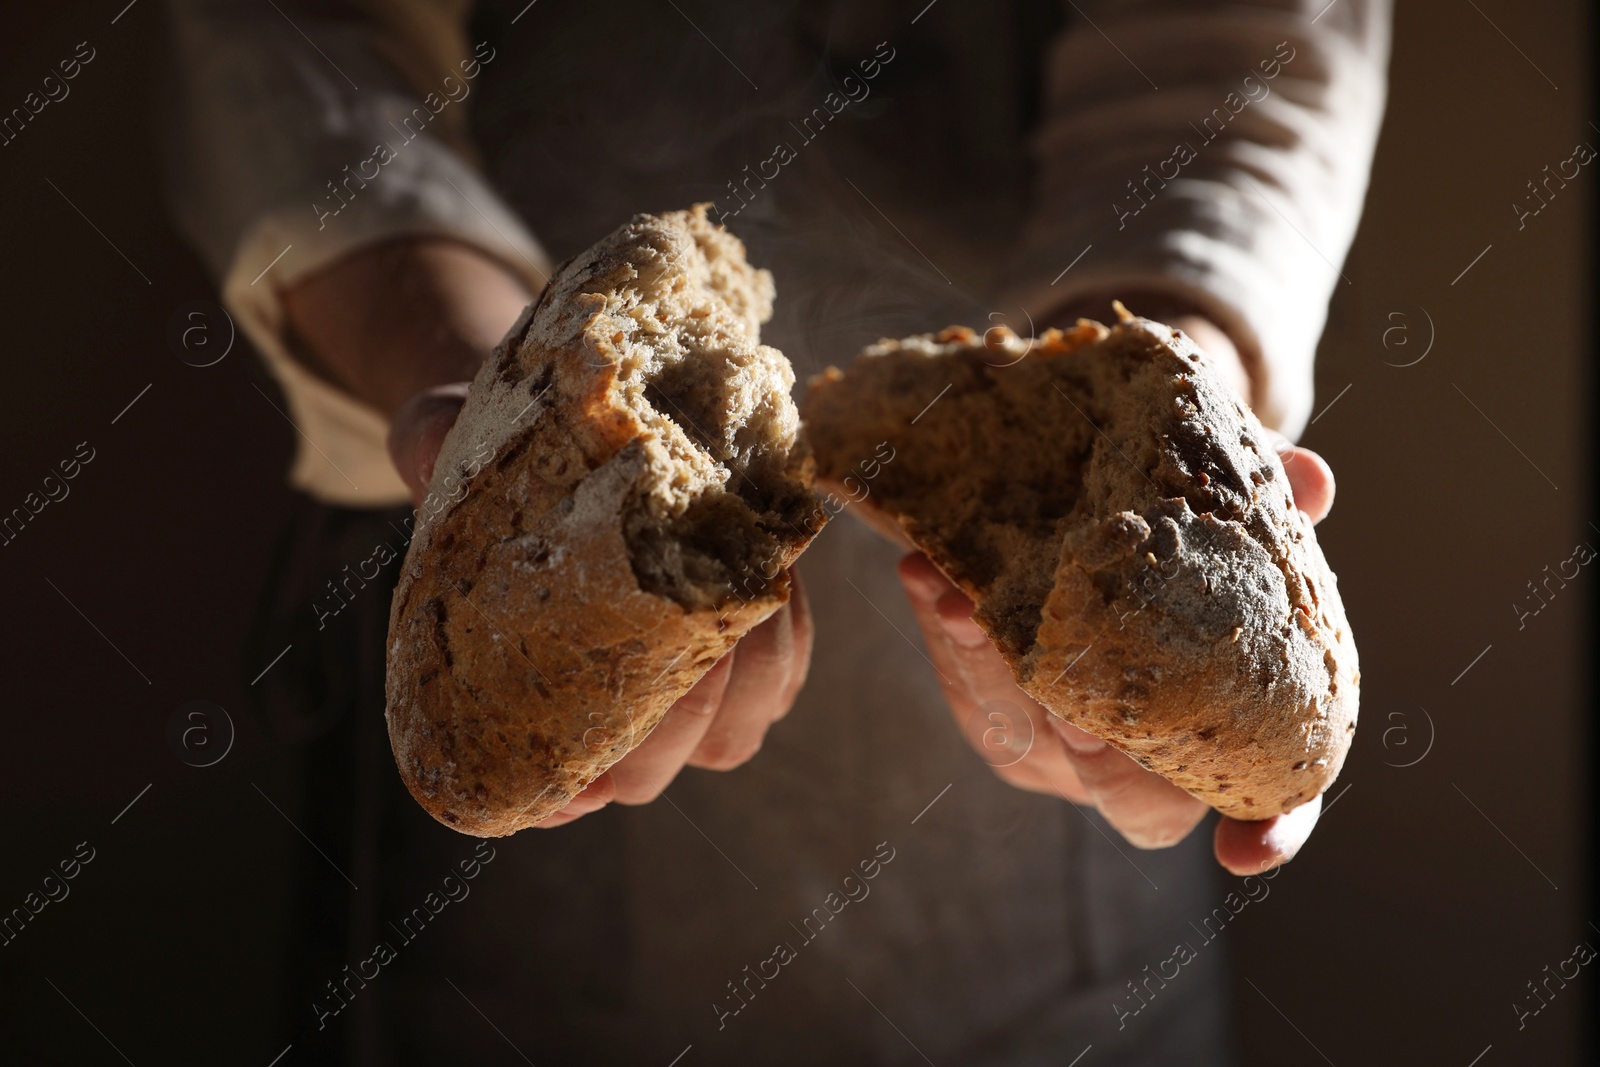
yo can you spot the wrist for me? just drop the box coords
[282,237,535,417]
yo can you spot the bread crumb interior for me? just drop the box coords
[593,216,815,610]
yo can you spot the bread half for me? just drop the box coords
[386,206,825,836]
[802,315,1358,820]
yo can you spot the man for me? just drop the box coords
[166,1,1388,1062]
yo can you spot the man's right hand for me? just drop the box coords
[541,575,813,827]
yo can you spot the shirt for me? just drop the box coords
[164,1,1389,1062]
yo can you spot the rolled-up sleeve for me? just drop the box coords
[1004,0,1390,437]
[163,0,550,504]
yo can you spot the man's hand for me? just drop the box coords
[540,574,813,827]
[390,383,815,828]
[899,297,1338,874]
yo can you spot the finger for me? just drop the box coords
[687,605,795,770]
[931,585,1085,792]
[1213,792,1323,875]
[775,570,814,717]
[897,553,991,722]
[1268,433,1336,524]
[897,554,1086,799]
[387,383,470,506]
[1282,445,1335,524]
[899,552,988,678]
[1050,719,1209,849]
[610,652,735,804]
[533,770,617,828]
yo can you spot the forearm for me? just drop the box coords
[282,238,535,418]
[1012,0,1392,437]
[165,0,548,505]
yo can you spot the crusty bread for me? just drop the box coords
[801,314,1358,820]
[386,206,825,837]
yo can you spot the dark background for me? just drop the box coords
[0,1,1592,1064]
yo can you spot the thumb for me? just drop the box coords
[1265,430,1336,525]
[387,383,470,506]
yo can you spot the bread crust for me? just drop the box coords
[803,318,1359,819]
[386,208,822,836]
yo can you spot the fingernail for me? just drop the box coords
[898,554,946,602]
[1053,718,1108,755]
[935,592,988,647]
[1259,798,1319,862]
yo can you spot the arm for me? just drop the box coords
[164,0,804,824]
[162,0,550,504]
[1006,0,1391,436]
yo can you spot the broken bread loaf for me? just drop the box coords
[386,206,825,836]
[802,314,1358,820]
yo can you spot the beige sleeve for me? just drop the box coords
[1002,0,1391,437]
[166,0,550,506]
